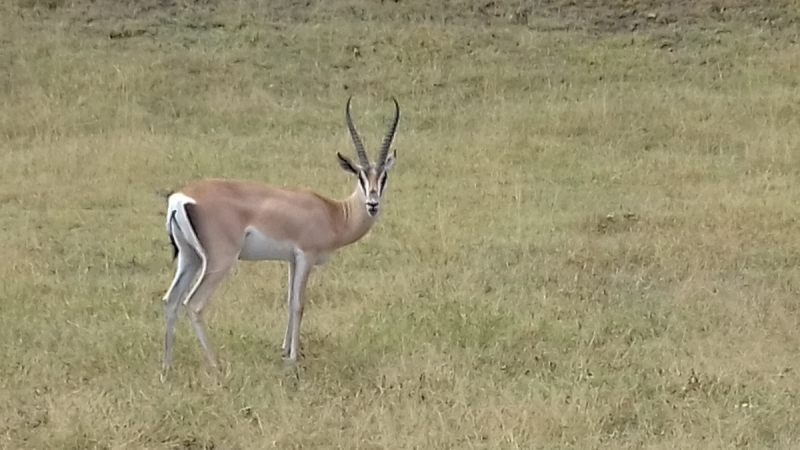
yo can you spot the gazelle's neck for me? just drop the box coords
[337,189,377,247]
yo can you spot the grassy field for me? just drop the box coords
[2,0,800,448]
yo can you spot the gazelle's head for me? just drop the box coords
[337,96,400,217]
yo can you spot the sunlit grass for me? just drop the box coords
[2,1,800,448]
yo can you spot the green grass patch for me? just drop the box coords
[2,1,800,448]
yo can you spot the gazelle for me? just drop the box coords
[160,97,399,373]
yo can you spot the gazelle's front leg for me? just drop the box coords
[282,261,296,357]
[287,251,313,362]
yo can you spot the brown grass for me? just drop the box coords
[2,1,800,448]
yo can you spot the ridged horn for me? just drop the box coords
[345,96,369,168]
[377,97,400,170]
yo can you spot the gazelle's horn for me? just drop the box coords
[345,97,369,167]
[377,97,400,171]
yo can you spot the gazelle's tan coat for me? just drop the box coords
[161,98,399,374]
[181,181,377,261]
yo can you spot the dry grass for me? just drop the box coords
[2,1,800,448]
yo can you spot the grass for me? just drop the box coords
[2,0,800,448]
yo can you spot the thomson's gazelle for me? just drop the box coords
[161,97,400,373]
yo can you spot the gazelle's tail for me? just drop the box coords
[162,193,207,304]
[165,193,205,263]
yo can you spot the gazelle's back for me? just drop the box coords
[180,179,342,253]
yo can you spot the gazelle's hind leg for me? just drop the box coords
[162,233,201,377]
[183,258,236,369]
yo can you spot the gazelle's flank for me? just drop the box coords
[160,97,400,373]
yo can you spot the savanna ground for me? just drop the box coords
[2,0,800,448]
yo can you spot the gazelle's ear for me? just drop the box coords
[382,149,397,172]
[337,152,359,175]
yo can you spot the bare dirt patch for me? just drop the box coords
[15,0,800,33]
[530,0,800,33]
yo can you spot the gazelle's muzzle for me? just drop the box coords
[366,202,380,216]
[366,193,380,216]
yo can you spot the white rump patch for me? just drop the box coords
[163,192,208,306]
[239,227,297,262]
[166,192,197,233]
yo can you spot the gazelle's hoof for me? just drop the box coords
[207,360,221,374]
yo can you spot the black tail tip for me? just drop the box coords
[169,234,178,260]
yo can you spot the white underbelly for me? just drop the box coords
[239,227,297,261]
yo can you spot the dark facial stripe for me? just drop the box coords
[358,172,369,194]
[378,173,388,193]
